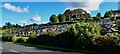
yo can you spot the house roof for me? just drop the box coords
[112,10,120,13]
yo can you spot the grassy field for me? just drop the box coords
[0,29,7,33]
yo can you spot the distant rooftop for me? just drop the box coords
[112,10,120,13]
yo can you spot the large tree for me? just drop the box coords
[108,11,113,18]
[49,14,59,23]
[104,11,113,18]
[13,24,22,29]
[58,14,66,22]
[61,15,66,22]
[64,9,71,21]
[5,22,12,26]
[57,14,62,22]
[96,13,101,20]
[3,22,14,30]
[64,9,71,14]
[65,14,71,21]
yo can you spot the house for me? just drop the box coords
[110,2,120,18]
[70,9,90,20]
[111,10,120,18]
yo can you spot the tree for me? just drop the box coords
[58,14,66,22]
[64,9,71,21]
[5,22,12,26]
[104,11,113,18]
[104,12,108,18]
[49,14,59,23]
[4,22,14,30]
[61,15,66,22]
[65,14,71,21]
[32,23,38,26]
[57,14,62,22]
[108,11,113,18]
[96,13,101,20]
[113,15,116,21]
[64,9,71,14]
[14,24,22,29]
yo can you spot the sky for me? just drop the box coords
[1,0,119,27]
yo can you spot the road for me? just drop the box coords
[0,42,84,54]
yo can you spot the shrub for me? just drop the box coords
[11,35,17,42]
[47,31,59,36]
[92,34,120,53]
[2,34,13,42]
[16,37,27,43]
[29,33,37,37]
[26,37,36,44]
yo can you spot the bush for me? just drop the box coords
[29,33,37,37]
[92,34,120,53]
[11,35,17,42]
[2,34,13,42]
[26,37,36,44]
[16,37,27,43]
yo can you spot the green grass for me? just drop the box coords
[0,29,5,33]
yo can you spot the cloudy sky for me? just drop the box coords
[1,0,119,26]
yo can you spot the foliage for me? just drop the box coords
[96,13,101,20]
[16,37,27,43]
[11,35,17,42]
[61,15,66,22]
[104,11,113,18]
[113,16,116,20]
[26,37,36,44]
[65,14,71,21]
[2,34,13,41]
[92,34,120,53]
[25,22,102,49]
[64,9,71,21]
[64,9,71,15]
[29,33,37,37]
[13,24,22,29]
[57,14,62,22]
[50,14,59,23]
[2,22,22,30]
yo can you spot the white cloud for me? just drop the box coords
[30,14,41,22]
[3,3,29,13]
[60,0,102,2]
[2,0,119,2]
[19,20,28,24]
[19,14,41,24]
[63,0,103,13]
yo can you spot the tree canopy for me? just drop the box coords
[50,14,59,23]
[104,11,113,18]
[58,14,66,22]
[96,13,101,20]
